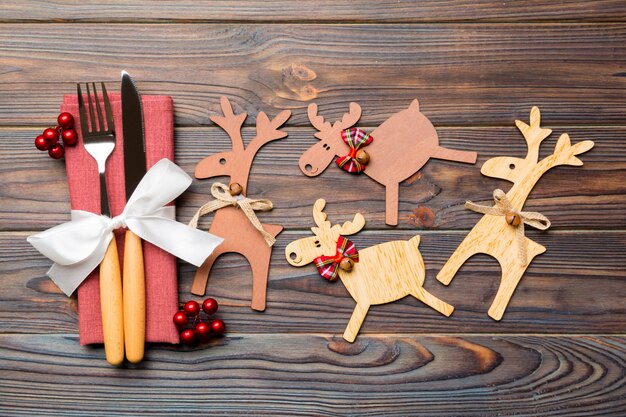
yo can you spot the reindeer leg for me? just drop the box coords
[488,241,545,320]
[411,287,454,317]
[488,263,526,321]
[437,236,479,285]
[431,146,477,164]
[385,182,400,226]
[343,302,370,343]
[248,247,271,312]
[190,248,224,296]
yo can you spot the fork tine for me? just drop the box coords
[76,84,89,135]
[92,82,105,133]
[101,82,114,133]
[86,83,97,133]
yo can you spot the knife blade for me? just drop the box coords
[121,70,147,363]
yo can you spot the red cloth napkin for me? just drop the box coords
[61,93,179,345]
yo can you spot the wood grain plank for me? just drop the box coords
[1,24,625,126]
[2,1,626,23]
[0,333,624,416]
[4,230,625,335]
[2,127,623,231]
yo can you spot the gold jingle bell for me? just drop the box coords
[339,258,355,272]
[355,149,370,165]
[229,182,243,196]
[505,211,521,227]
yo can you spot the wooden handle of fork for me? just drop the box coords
[123,230,145,364]
[100,238,125,366]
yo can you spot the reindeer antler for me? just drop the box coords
[339,213,365,236]
[210,96,247,153]
[550,133,595,167]
[245,108,291,156]
[515,106,553,163]
[308,103,331,132]
[312,199,331,231]
[333,102,362,131]
[307,102,361,140]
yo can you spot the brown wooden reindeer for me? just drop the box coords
[285,199,454,342]
[191,97,291,311]
[437,107,594,320]
[299,100,478,226]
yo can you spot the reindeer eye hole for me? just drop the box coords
[219,158,227,165]
[314,240,321,248]
[323,143,331,151]
[289,252,297,260]
[305,164,313,172]
[509,163,515,170]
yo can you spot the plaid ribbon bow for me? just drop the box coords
[336,128,374,174]
[313,236,359,281]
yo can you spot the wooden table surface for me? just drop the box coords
[1,2,625,416]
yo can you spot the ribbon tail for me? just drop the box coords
[260,230,276,247]
[127,216,224,267]
[239,201,276,247]
[517,222,528,266]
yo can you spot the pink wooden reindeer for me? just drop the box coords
[191,97,291,311]
[285,199,454,342]
[299,100,478,226]
[437,107,594,320]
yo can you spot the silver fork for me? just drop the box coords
[77,82,115,217]
[77,82,125,366]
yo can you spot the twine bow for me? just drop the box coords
[465,189,551,266]
[313,236,359,281]
[336,128,374,174]
[189,182,276,246]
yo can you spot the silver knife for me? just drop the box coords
[121,70,147,363]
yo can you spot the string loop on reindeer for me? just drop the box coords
[189,182,276,246]
[465,189,550,266]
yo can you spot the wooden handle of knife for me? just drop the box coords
[100,238,124,366]
[123,230,145,364]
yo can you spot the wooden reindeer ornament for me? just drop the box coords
[191,97,291,311]
[299,100,478,226]
[285,199,454,342]
[437,107,594,320]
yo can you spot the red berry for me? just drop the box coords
[180,329,196,345]
[172,311,188,328]
[34,135,49,151]
[62,129,78,146]
[202,298,218,315]
[48,143,64,159]
[183,300,200,316]
[57,112,74,130]
[42,127,59,145]
[194,321,211,342]
[211,319,225,337]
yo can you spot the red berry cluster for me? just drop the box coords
[34,112,78,159]
[173,298,225,345]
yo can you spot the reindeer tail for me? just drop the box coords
[554,133,595,166]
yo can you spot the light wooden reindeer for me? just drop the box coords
[285,199,454,342]
[437,107,594,320]
[191,97,291,311]
[299,100,477,226]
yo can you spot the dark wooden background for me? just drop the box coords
[1,1,625,415]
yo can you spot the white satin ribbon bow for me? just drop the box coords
[27,158,224,296]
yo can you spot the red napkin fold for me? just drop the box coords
[61,93,179,345]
